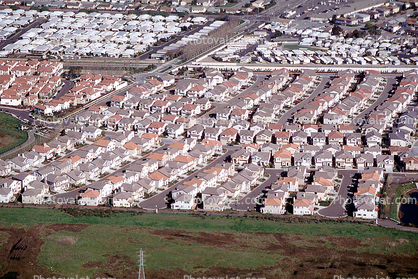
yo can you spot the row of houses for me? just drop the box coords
[262,165,338,215]
[243,16,415,66]
[72,67,258,134]
[35,73,126,115]
[0,118,226,205]
[79,137,223,207]
[358,70,418,147]
[0,10,213,58]
[321,71,385,125]
[262,166,384,219]
[353,171,384,219]
[172,162,263,211]
[0,59,63,106]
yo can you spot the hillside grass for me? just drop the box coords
[0,207,417,244]
[0,112,28,154]
[1,207,418,278]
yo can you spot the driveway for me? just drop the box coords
[230,168,283,211]
[278,76,330,125]
[318,170,356,218]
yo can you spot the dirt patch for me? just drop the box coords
[0,135,18,149]
[0,225,55,279]
[1,224,418,279]
[87,255,137,279]
[152,229,236,247]
[51,235,78,245]
[45,224,88,233]
[0,231,10,249]
[326,235,363,249]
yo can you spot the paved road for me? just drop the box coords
[138,20,214,60]
[378,219,418,233]
[352,77,396,128]
[230,168,283,211]
[278,76,330,125]
[140,149,236,210]
[194,62,418,71]
[318,170,356,218]
[54,80,74,100]
[0,18,46,51]
[0,130,35,159]
[226,73,265,105]
[0,106,32,123]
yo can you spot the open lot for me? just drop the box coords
[0,207,417,279]
[0,112,28,155]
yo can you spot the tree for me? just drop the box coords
[331,25,343,35]
[273,31,283,38]
[365,22,373,29]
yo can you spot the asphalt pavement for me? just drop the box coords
[318,170,356,218]
[54,80,75,100]
[0,18,46,51]
[378,219,418,233]
[230,168,283,211]
[0,107,32,123]
[278,76,330,125]
[352,77,395,128]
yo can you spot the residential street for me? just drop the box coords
[54,80,75,100]
[230,168,283,211]
[352,77,396,128]
[377,219,418,233]
[278,75,330,125]
[0,18,46,51]
[318,170,356,218]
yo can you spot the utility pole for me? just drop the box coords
[138,249,145,279]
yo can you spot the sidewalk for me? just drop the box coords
[378,219,418,233]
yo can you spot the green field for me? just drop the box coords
[0,207,418,279]
[0,112,28,155]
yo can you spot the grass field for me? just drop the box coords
[0,112,28,155]
[0,207,418,279]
